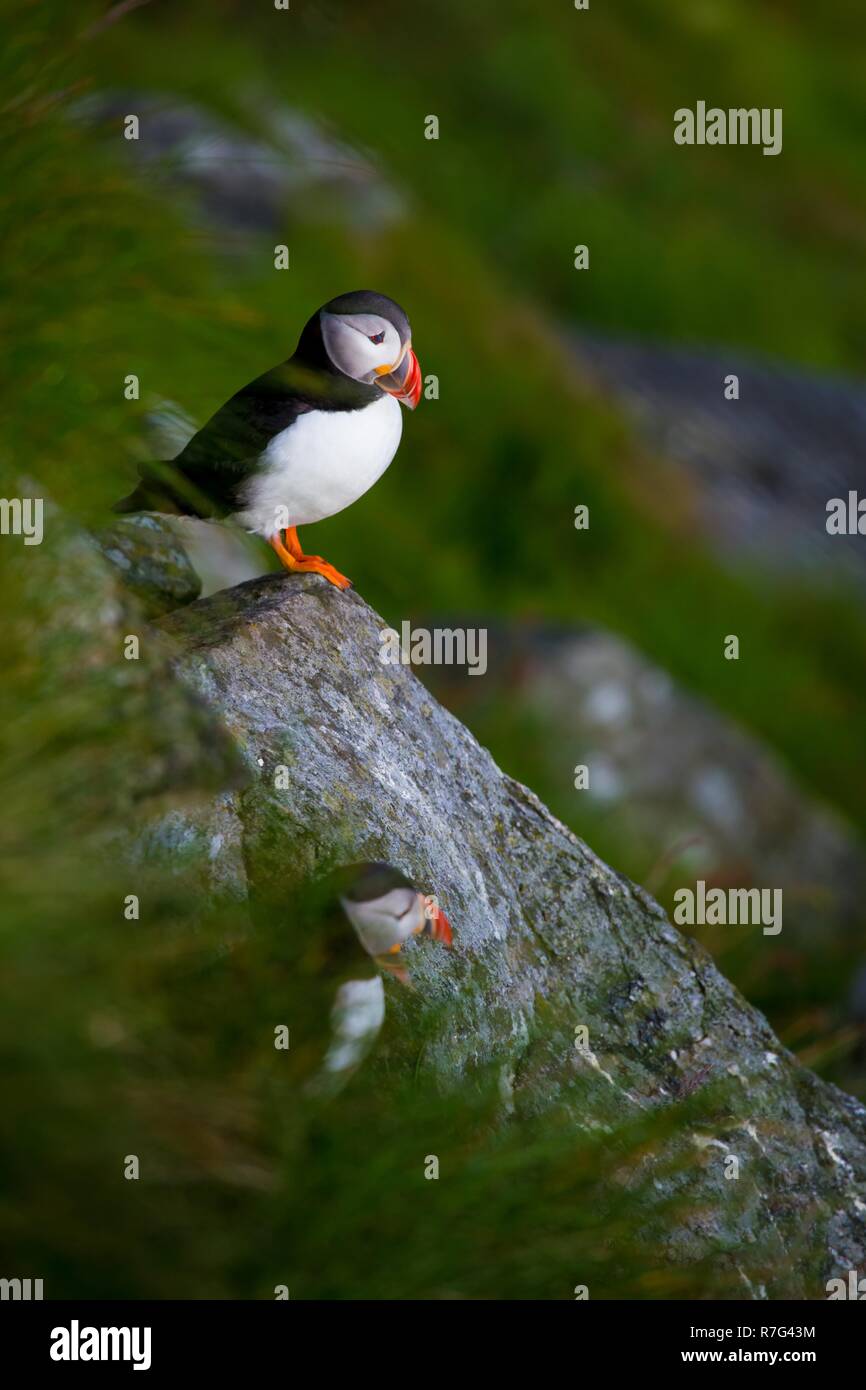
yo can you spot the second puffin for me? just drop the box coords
[114,289,422,589]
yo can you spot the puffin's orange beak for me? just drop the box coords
[375,347,422,410]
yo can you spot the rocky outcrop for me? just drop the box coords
[155,571,866,1298]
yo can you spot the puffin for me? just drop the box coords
[307,863,453,1094]
[114,290,422,589]
[336,861,453,984]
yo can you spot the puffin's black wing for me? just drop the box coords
[114,360,320,518]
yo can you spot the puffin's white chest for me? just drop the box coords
[237,393,402,534]
[341,886,423,958]
[323,975,386,1078]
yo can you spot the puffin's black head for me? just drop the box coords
[332,860,453,967]
[298,290,422,410]
[337,861,416,905]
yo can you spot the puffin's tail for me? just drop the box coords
[113,460,200,516]
[113,481,179,515]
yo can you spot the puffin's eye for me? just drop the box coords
[369,331,386,345]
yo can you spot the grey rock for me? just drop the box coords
[77,93,405,244]
[568,330,866,589]
[158,572,866,1297]
[95,513,202,618]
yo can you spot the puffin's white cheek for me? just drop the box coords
[321,316,375,380]
[379,326,400,368]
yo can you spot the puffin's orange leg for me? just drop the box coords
[268,529,352,590]
[282,527,303,560]
[376,953,411,986]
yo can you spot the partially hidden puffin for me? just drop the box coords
[337,861,453,985]
[114,290,422,589]
[309,863,453,1094]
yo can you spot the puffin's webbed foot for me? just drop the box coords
[269,527,352,590]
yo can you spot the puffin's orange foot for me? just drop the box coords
[268,531,352,590]
[288,555,353,590]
